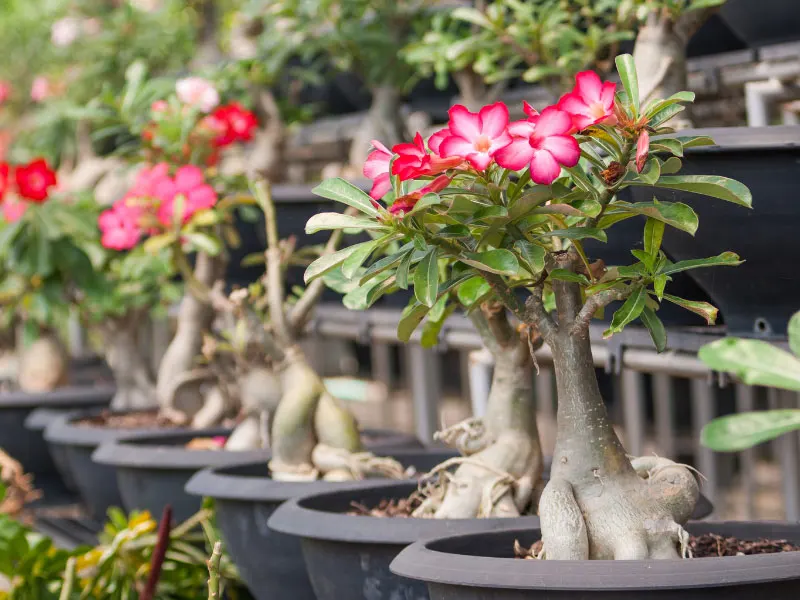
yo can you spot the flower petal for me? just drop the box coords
[467,152,493,171]
[439,135,477,160]
[479,102,509,138]
[575,71,602,103]
[541,135,580,167]
[507,120,537,138]
[533,107,573,138]
[495,137,535,171]
[369,173,391,200]
[529,150,562,185]
[428,128,450,155]
[174,165,205,191]
[448,105,481,140]
[601,81,616,109]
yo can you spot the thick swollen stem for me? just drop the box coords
[17,331,68,393]
[104,315,158,411]
[156,251,223,421]
[349,84,406,168]
[414,307,543,518]
[538,264,698,560]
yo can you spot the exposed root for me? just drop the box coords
[311,445,408,481]
[539,456,700,560]
[433,417,489,456]
[18,335,68,393]
[0,449,40,515]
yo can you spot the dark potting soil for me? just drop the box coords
[75,410,180,429]
[514,534,800,560]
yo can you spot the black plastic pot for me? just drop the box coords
[721,0,800,47]
[92,426,422,523]
[632,126,800,337]
[184,450,457,600]
[391,521,800,599]
[43,408,166,521]
[268,481,539,600]
[267,473,712,600]
[1,385,115,494]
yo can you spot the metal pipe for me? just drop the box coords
[691,377,718,505]
[621,370,646,457]
[653,373,676,459]
[405,345,441,444]
[467,348,493,418]
[735,384,757,519]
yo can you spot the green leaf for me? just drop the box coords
[789,311,800,357]
[604,286,647,337]
[343,272,392,310]
[660,156,682,175]
[413,248,439,307]
[638,158,661,185]
[359,244,413,283]
[644,217,665,257]
[312,178,379,216]
[653,273,667,300]
[676,135,716,149]
[305,243,366,283]
[305,212,385,234]
[648,104,686,128]
[143,233,176,255]
[615,54,639,114]
[460,249,519,276]
[397,301,430,342]
[641,305,667,352]
[341,241,378,279]
[701,410,800,452]
[421,296,456,348]
[659,252,741,276]
[650,138,684,157]
[185,233,222,255]
[456,277,491,308]
[663,294,718,324]
[698,337,800,391]
[395,250,414,290]
[653,175,752,208]
[406,193,444,216]
[549,269,590,285]
[617,200,698,235]
[645,91,695,119]
[514,240,546,275]
[539,228,607,242]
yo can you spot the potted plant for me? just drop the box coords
[0,156,116,493]
[275,56,797,598]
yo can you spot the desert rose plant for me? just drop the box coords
[95,74,261,426]
[305,55,752,558]
[0,156,102,391]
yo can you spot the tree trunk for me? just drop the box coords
[17,331,68,393]
[156,251,224,421]
[348,84,406,168]
[104,314,158,411]
[413,306,543,518]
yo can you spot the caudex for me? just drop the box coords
[306,55,752,559]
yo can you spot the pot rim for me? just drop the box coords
[43,407,167,447]
[91,427,271,469]
[0,384,116,409]
[664,125,799,153]
[390,522,800,590]
[267,480,540,545]
[185,450,457,503]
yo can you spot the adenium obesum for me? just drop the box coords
[364,70,617,212]
[98,164,217,250]
[0,158,58,222]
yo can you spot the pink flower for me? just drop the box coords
[51,17,81,47]
[30,77,51,102]
[154,165,217,226]
[127,163,170,199]
[2,195,27,223]
[175,77,219,113]
[363,140,392,201]
[495,106,580,185]
[427,128,450,155]
[557,71,617,131]
[0,82,11,105]
[636,129,650,173]
[391,133,462,181]
[438,103,512,171]
[99,200,143,250]
[389,175,451,215]
[151,100,169,114]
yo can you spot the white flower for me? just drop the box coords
[175,77,219,113]
[51,17,81,48]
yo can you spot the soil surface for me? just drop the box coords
[514,534,800,559]
[347,496,422,518]
[76,409,180,429]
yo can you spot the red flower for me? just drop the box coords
[208,102,259,148]
[391,133,462,181]
[14,158,57,202]
[438,102,512,171]
[495,107,580,185]
[636,129,650,173]
[363,140,392,201]
[557,71,617,131]
[0,163,10,202]
[389,175,451,215]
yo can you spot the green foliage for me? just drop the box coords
[306,56,750,352]
[700,311,800,452]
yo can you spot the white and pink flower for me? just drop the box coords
[175,77,219,113]
[557,71,617,131]
[437,103,512,171]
